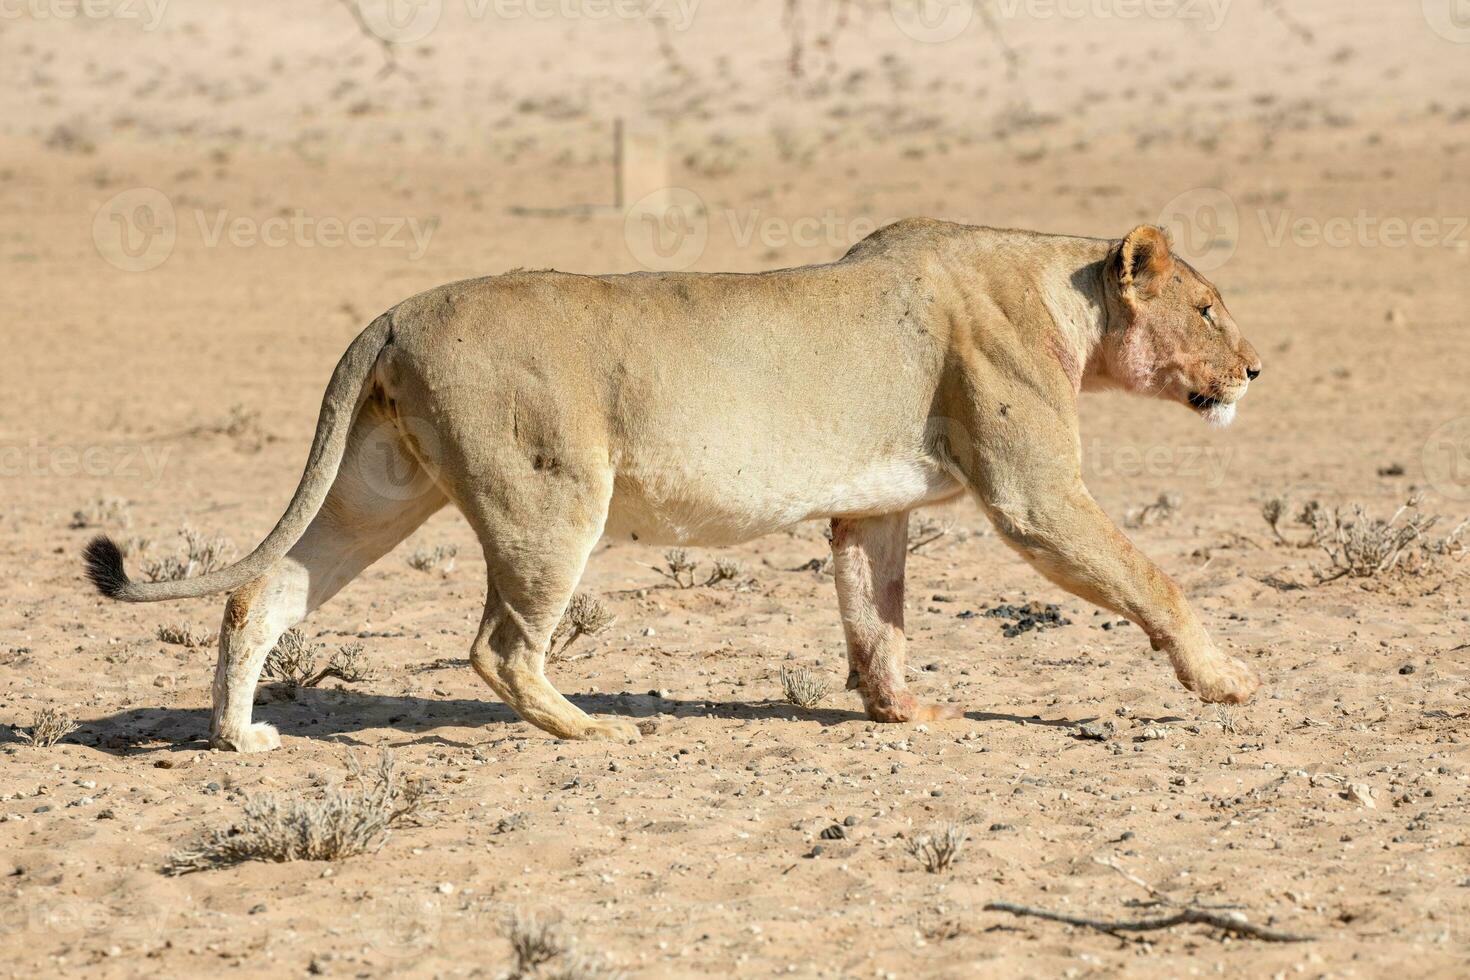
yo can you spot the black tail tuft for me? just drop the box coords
[84,536,131,599]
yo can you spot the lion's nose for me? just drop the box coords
[1246,365,1261,381]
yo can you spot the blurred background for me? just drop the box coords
[6,1,1469,500]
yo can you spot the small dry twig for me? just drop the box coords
[986,855,1314,942]
[976,0,1022,81]
[1262,0,1315,44]
[984,900,1313,943]
[333,0,404,78]
[908,514,953,553]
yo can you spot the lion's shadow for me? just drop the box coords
[71,688,1129,755]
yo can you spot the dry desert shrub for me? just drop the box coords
[504,910,622,980]
[407,543,458,575]
[648,549,748,588]
[1263,493,1466,583]
[156,622,216,648]
[650,547,698,587]
[142,526,235,582]
[1125,492,1182,529]
[201,403,270,452]
[1211,703,1259,737]
[16,707,79,748]
[907,823,967,873]
[702,556,746,587]
[548,593,616,663]
[164,751,428,875]
[264,628,319,688]
[327,642,373,682]
[264,629,375,691]
[539,950,623,980]
[505,911,566,976]
[780,665,830,710]
[118,535,153,558]
[69,496,132,530]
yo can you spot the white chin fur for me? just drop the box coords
[1202,402,1237,428]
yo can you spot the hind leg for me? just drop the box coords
[459,464,638,742]
[210,405,446,751]
[831,512,962,723]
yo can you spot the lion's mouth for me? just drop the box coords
[1185,389,1240,428]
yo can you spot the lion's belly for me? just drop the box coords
[602,450,964,547]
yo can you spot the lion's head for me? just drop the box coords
[1100,225,1262,427]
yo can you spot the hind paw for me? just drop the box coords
[212,722,281,753]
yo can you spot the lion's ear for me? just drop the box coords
[1114,224,1174,302]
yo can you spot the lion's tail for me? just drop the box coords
[83,312,394,603]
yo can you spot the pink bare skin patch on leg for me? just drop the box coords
[830,513,963,723]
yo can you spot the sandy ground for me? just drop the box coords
[3,1,1469,976]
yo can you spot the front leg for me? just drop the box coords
[979,480,1259,704]
[830,513,962,723]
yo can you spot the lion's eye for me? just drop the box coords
[1199,305,1214,322]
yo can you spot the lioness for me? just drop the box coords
[85,220,1263,752]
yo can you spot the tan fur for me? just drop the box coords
[88,219,1264,750]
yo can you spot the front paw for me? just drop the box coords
[1188,656,1261,704]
